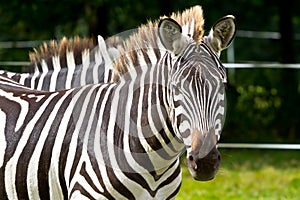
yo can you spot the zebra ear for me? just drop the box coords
[158,18,187,55]
[206,15,236,52]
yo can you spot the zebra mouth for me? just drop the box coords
[187,146,221,181]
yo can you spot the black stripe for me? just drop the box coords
[85,63,94,85]
[71,65,83,88]
[45,59,54,71]
[37,91,73,199]
[56,69,68,90]
[40,73,50,91]
[11,74,21,83]
[58,87,86,197]
[24,76,31,88]
[70,182,94,200]
[75,162,101,199]
[69,86,98,183]
[100,89,135,199]
[158,160,180,188]
[166,178,181,200]
[86,86,115,199]
[15,92,65,199]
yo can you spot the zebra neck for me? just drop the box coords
[92,62,185,176]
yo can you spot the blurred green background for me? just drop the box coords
[0,0,299,143]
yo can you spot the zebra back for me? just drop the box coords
[0,35,116,91]
[28,36,96,73]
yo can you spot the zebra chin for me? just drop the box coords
[187,146,221,181]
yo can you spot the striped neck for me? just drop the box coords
[99,48,185,176]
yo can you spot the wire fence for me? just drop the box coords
[0,61,30,66]
[219,143,300,150]
[224,63,300,69]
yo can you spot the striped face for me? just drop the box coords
[158,16,235,181]
[169,43,226,181]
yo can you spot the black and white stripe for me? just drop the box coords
[0,35,116,91]
[0,15,235,199]
[0,55,183,199]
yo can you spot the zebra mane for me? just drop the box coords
[29,36,96,69]
[113,5,204,80]
[170,5,204,43]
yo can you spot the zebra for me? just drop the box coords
[0,14,236,199]
[0,5,205,91]
[0,35,116,91]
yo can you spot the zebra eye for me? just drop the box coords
[170,82,179,92]
[172,85,184,96]
[172,85,180,95]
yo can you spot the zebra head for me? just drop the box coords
[158,16,236,181]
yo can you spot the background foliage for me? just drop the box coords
[0,0,299,143]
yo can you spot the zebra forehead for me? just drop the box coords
[29,36,96,65]
[113,5,205,80]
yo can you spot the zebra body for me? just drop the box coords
[0,76,182,199]
[0,13,236,200]
[0,55,184,199]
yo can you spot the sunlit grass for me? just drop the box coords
[176,149,300,200]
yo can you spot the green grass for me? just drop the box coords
[176,149,300,200]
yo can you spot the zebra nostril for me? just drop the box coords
[188,155,198,171]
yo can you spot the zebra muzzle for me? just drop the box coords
[187,129,221,181]
[187,146,221,181]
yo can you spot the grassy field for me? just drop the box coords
[176,149,300,200]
